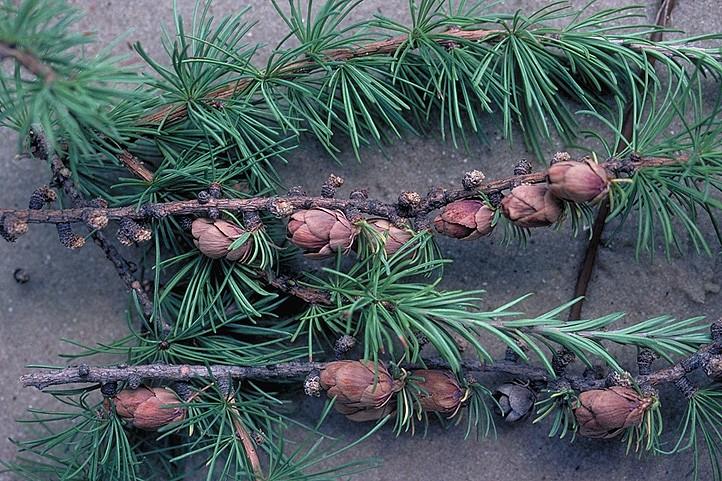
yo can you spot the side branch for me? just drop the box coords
[139,25,720,127]
[0,41,55,82]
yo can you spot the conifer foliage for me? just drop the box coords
[1,0,722,480]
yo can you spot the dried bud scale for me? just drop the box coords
[270,199,294,218]
[501,184,562,228]
[434,199,494,240]
[304,371,322,398]
[3,216,28,240]
[574,386,652,438]
[287,186,306,197]
[704,355,722,380]
[551,151,572,164]
[398,191,422,210]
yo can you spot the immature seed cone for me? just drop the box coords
[574,386,652,438]
[501,184,562,228]
[104,386,185,431]
[288,208,357,258]
[414,370,465,415]
[319,360,403,422]
[368,218,414,254]
[547,158,610,203]
[433,200,494,240]
[493,383,536,423]
[191,218,253,262]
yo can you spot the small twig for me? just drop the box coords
[0,41,55,82]
[567,0,678,322]
[119,151,155,183]
[256,271,332,305]
[228,397,263,480]
[27,128,164,326]
[20,332,721,391]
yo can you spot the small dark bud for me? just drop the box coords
[493,383,535,422]
[398,191,422,210]
[78,364,90,377]
[487,191,504,208]
[637,348,658,376]
[349,189,369,200]
[252,430,266,445]
[172,382,194,401]
[462,170,485,190]
[158,340,170,350]
[84,211,109,230]
[711,319,722,341]
[197,190,211,204]
[90,198,108,209]
[674,377,697,399]
[208,182,222,199]
[179,216,194,231]
[321,174,344,198]
[334,335,357,358]
[551,349,576,375]
[57,223,85,249]
[28,186,56,209]
[207,207,220,220]
[513,159,532,176]
[287,186,306,197]
[127,374,142,390]
[117,218,152,246]
[243,211,263,230]
[13,268,30,284]
[101,381,118,397]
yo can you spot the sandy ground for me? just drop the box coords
[1,1,721,480]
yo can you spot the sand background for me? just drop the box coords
[1,0,721,479]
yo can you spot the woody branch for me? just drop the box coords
[20,319,722,391]
[0,154,687,238]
